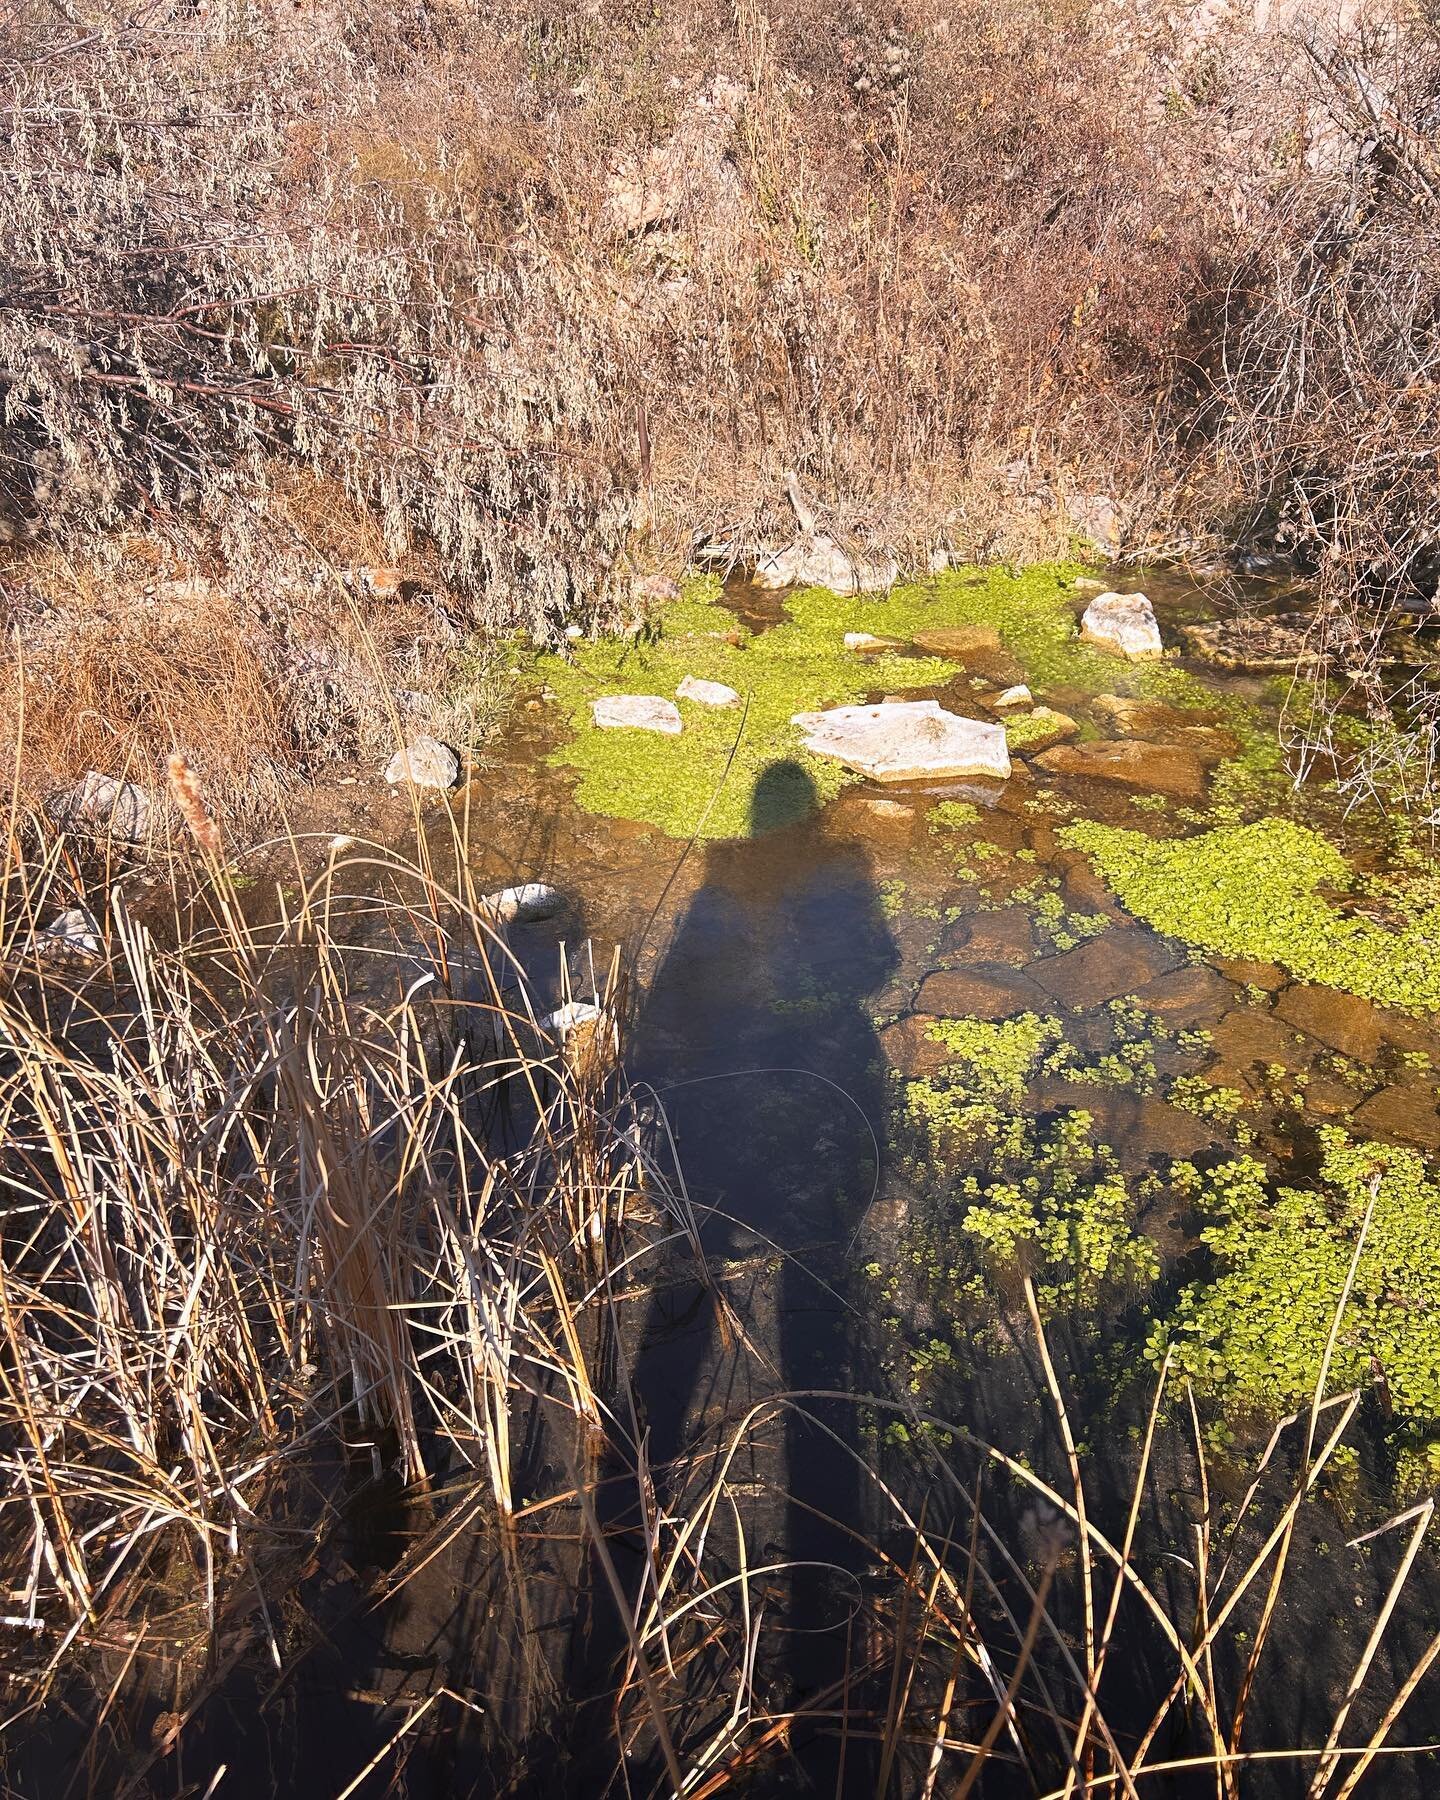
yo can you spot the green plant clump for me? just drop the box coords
[538,565,1230,839]
[1061,816,1440,1011]
[1149,1133,1440,1468]
[897,1016,1159,1315]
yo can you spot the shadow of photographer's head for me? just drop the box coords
[748,758,817,836]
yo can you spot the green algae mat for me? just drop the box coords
[537,568,1207,841]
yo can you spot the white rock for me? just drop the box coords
[35,906,103,962]
[564,624,584,640]
[383,736,460,789]
[539,1000,620,1062]
[753,537,897,596]
[996,684,1033,709]
[751,543,802,589]
[677,675,741,708]
[792,701,1011,784]
[1080,591,1163,661]
[483,882,563,924]
[591,695,683,735]
[58,771,151,842]
[844,632,904,652]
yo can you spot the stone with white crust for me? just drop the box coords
[591,695,683,735]
[677,675,741,708]
[1080,591,1163,661]
[792,700,1011,784]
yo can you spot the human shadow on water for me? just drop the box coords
[629,759,900,1772]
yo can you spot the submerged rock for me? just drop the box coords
[591,694,683,735]
[1080,591,1163,660]
[57,770,152,842]
[676,674,741,708]
[1182,613,1321,671]
[1031,930,1177,1011]
[914,964,1046,1020]
[384,736,460,790]
[945,907,1037,967]
[910,625,1003,660]
[1352,1082,1440,1152]
[1273,983,1385,1061]
[792,700,1011,783]
[1034,740,1207,802]
[880,1014,955,1078]
[1091,694,1189,736]
[483,882,563,924]
[1133,965,1238,1026]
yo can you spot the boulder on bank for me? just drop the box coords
[677,674,741,708]
[1080,591,1163,660]
[56,770,152,842]
[749,470,898,597]
[792,700,1011,783]
[384,735,460,790]
[753,536,898,597]
[591,694,683,735]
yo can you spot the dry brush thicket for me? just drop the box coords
[10,0,1440,810]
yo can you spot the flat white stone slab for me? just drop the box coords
[792,700,1011,783]
[1080,591,1162,660]
[677,675,741,708]
[591,695,683,734]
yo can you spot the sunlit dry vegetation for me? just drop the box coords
[8,0,1440,810]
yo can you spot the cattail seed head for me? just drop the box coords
[167,753,221,856]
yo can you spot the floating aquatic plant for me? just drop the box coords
[1062,815,1440,1011]
[1149,1132,1440,1476]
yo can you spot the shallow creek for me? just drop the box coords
[439,566,1440,1481]
[176,565,1440,1795]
